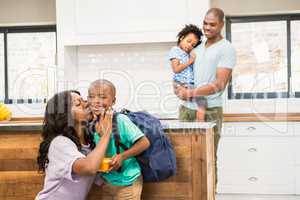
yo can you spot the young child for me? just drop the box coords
[87,79,150,200]
[168,24,207,121]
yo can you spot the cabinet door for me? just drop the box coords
[56,0,209,45]
[218,137,294,170]
[222,122,293,136]
[217,122,297,195]
[217,169,295,194]
[293,122,300,136]
[296,166,300,194]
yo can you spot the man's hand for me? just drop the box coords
[109,153,124,171]
[174,84,193,100]
[95,108,113,136]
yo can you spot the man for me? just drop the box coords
[175,7,236,185]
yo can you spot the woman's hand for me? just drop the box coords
[95,108,113,136]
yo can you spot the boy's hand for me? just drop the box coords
[109,153,124,171]
[189,52,196,64]
[95,108,113,136]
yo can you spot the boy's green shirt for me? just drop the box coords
[93,114,144,186]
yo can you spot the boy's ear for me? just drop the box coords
[112,97,116,105]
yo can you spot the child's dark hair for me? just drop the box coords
[177,24,203,47]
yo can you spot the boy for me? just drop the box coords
[87,79,150,200]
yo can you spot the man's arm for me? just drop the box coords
[175,67,232,100]
[193,67,232,96]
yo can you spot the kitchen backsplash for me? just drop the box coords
[76,42,180,118]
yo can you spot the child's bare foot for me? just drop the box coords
[196,108,205,121]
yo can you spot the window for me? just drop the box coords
[291,20,300,96]
[0,26,56,104]
[226,14,300,99]
[0,33,4,101]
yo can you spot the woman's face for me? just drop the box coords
[71,92,93,123]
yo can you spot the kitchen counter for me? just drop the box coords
[0,122,42,131]
[4,112,300,132]
[0,119,215,132]
[2,112,300,132]
[0,120,216,200]
[161,120,216,130]
[224,113,300,122]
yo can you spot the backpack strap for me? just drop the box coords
[120,108,130,115]
[112,112,120,173]
[112,112,129,151]
[112,112,129,173]
[88,114,101,135]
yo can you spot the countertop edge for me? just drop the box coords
[0,120,216,132]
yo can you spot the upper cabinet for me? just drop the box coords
[56,0,210,45]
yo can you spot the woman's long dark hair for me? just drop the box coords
[37,90,95,172]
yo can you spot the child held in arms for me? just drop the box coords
[168,24,207,121]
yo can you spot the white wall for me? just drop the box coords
[75,43,179,118]
[1,0,298,28]
[0,0,55,25]
[4,0,300,117]
[57,0,210,118]
[212,0,300,15]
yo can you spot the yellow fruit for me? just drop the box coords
[0,103,12,121]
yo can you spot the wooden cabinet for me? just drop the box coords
[0,121,216,200]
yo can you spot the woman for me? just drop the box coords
[36,90,112,200]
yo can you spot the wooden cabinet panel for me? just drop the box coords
[0,125,216,200]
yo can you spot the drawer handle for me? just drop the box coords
[248,177,258,182]
[247,126,256,131]
[248,148,257,152]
